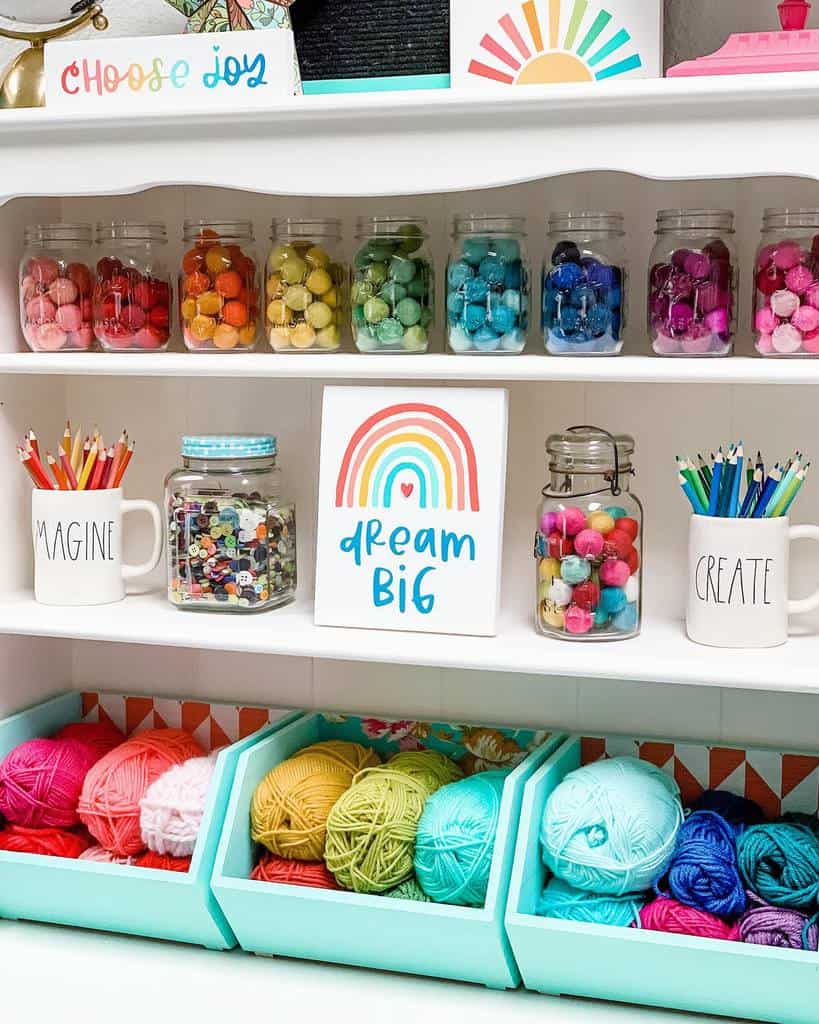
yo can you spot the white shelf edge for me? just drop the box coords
[1,352,819,385]
[2,590,817,694]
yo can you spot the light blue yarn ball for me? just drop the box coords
[414,769,507,907]
[536,876,644,928]
[540,756,683,896]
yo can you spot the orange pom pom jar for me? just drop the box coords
[180,220,260,352]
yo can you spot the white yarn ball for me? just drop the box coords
[79,845,135,866]
[139,754,216,857]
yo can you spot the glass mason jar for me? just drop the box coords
[543,212,626,356]
[266,218,346,352]
[535,428,642,641]
[753,208,819,356]
[165,434,297,612]
[352,216,434,353]
[180,220,260,352]
[446,214,529,354]
[93,222,172,351]
[648,209,737,357]
[19,223,95,352]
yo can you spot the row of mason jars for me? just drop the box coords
[20,208,819,356]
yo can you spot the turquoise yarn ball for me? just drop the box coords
[414,769,507,906]
[540,756,683,895]
[536,876,644,927]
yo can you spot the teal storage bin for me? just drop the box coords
[506,733,819,1024]
[0,690,299,949]
[212,711,564,988]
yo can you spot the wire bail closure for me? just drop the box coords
[541,424,633,501]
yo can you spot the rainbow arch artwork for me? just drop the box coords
[466,0,643,86]
[335,403,480,512]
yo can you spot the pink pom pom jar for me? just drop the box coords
[19,223,95,352]
[753,209,819,356]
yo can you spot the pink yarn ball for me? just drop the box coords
[773,323,803,354]
[31,322,68,351]
[25,295,56,325]
[54,721,125,759]
[27,257,60,286]
[755,307,778,334]
[806,283,819,309]
[757,244,777,269]
[802,328,819,354]
[133,327,164,349]
[55,303,82,332]
[79,845,136,866]
[639,898,740,942]
[48,277,79,306]
[792,305,819,333]
[564,606,594,635]
[539,511,557,536]
[756,333,774,354]
[785,265,814,295]
[574,529,604,559]
[681,333,715,355]
[704,308,729,335]
[0,738,97,828]
[773,241,803,271]
[653,333,681,355]
[599,559,630,587]
[555,507,587,537]
[771,289,800,319]
[65,326,94,350]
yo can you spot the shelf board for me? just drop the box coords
[5,73,819,196]
[2,351,819,384]
[0,921,715,1024]
[2,589,817,693]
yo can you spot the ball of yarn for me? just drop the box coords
[54,721,125,758]
[739,893,819,950]
[639,897,740,941]
[134,850,191,872]
[385,877,432,901]
[251,851,340,890]
[537,877,644,927]
[78,845,135,865]
[738,823,819,912]
[251,741,380,861]
[325,751,463,894]
[78,729,205,856]
[0,824,91,859]
[690,789,765,830]
[541,756,683,895]
[778,811,819,837]
[0,738,97,828]
[140,754,216,857]
[414,769,506,906]
[659,811,746,918]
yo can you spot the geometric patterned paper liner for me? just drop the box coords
[81,692,282,755]
[581,736,819,820]
[318,713,550,776]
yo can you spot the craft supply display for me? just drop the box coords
[535,428,641,640]
[676,442,810,518]
[19,223,95,352]
[180,220,260,351]
[754,208,819,355]
[352,217,433,353]
[648,209,736,356]
[165,433,297,612]
[93,222,171,351]
[535,753,819,952]
[446,214,528,354]
[265,218,346,352]
[15,421,134,491]
[543,212,625,356]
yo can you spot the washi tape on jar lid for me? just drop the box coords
[181,435,277,459]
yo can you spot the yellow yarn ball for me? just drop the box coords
[251,740,380,861]
[324,751,463,894]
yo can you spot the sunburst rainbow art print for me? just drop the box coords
[451,0,662,88]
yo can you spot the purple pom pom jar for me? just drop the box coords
[648,210,737,357]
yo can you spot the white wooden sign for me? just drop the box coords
[315,386,509,637]
[45,29,299,113]
[451,0,662,88]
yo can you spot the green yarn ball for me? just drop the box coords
[384,877,431,902]
[324,751,463,894]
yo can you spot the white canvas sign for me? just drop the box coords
[315,386,509,637]
[451,0,662,88]
[45,29,298,113]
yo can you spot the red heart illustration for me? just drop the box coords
[401,482,414,498]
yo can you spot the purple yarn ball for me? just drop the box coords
[739,893,819,951]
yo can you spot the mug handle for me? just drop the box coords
[788,525,819,615]
[121,499,163,581]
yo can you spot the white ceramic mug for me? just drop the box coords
[31,488,162,606]
[687,514,819,648]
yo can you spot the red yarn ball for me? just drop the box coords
[78,728,205,856]
[639,897,740,942]
[134,850,191,872]
[572,581,600,611]
[0,737,98,828]
[548,532,574,559]
[616,517,639,542]
[251,852,340,890]
[0,823,92,859]
[626,546,640,575]
[602,529,632,560]
[54,721,125,758]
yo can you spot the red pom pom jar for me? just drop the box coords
[648,210,737,357]
[93,222,172,352]
[753,208,819,356]
[536,428,642,641]
[19,223,95,352]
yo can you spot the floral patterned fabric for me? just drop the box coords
[165,0,294,33]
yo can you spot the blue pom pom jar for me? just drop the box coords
[446,214,529,355]
[543,212,627,356]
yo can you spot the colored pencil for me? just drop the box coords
[739,467,763,519]
[20,447,52,489]
[766,454,800,518]
[708,450,724,517]
[60,450,78,490]
[46,452,68,491]
[782,465,810,516]
[729,443,744,518]
[679,473,707,515]
[70,426,83,475]
[76,443,98,491]
[27,428,39,460]
[61,422,72,458]
[111,442,134,488]
[88,447,107,491]
[697,453,713,488]
[753,467,782,518]
[717,448,737,518]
